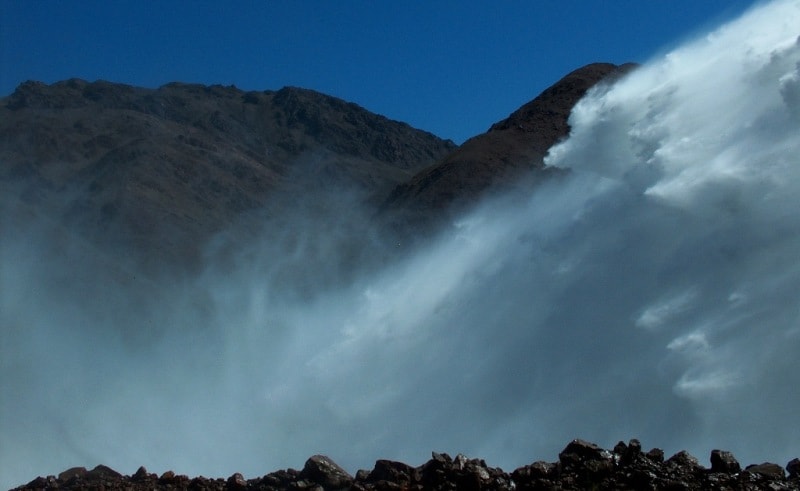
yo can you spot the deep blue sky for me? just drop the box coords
[1,1,755,143]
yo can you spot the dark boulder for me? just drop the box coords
[300,454,354,489]
[226,472,248,489]
[131,466,153,481]
[57,467,87,481]
[558,438,615,477]
[86,464,122,480]
[666,450,700,469]
[260,468,300,488]
[24,476,57,489]
[558,438,612,464]
[787,457,800,479]
[744,462,785,479]
[365,459,417,484]
[615,438,644,465]
[710,449,741,473]
[512,460,557,481]
[646,447,665,463]
[418,451,453,486]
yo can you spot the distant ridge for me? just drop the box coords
[0,79,455,270]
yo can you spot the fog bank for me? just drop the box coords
[2,0,800,487]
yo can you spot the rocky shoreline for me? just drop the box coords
[12,439,800,490]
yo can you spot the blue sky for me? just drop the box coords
[1,1,756,143]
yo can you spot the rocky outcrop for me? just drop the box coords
[381,62,638,232]
[711,449,742,474]
[12,439,799,490]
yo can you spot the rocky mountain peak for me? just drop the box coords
[382,62,638,229]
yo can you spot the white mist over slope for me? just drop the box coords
[2,0,800,487]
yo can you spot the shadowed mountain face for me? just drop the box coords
[0,80,455,271]
[0,64,632,277]
[0,63,639,312]
[382,62,637,231]
[0,64,635,273]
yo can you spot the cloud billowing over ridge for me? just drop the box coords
[2,0,800,488]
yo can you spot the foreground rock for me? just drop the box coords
[12,439,800,490]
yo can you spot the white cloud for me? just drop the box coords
[3,0,800,488]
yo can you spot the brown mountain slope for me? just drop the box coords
[1,64,634,273]
[382,62,637,229]
[0,80,455,270]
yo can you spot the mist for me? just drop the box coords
[2,0,800,487]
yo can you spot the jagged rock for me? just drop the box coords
[512,460,557,481]
[87,464,122,480]
[646,447,665,462]
[662,450,703,489]
[559,438,612,463]
[226,472,248,489]
[745,462,786,479]
[365,459,417,484]
[453,453,469,470]
[558,438,615,478]
[667,450,700,469]
[615,438,644,465]
[131,466,150,481]
[300,455,354,489]
[261,468,301,488]
[788,457,800,479]
[24,476,57,489]
[157,469,175,484]
[57,466,87,481]
[710,449,741,473]
[418,453,450,487]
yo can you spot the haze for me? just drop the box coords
[2,0,799,488]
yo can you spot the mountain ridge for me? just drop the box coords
[0,79,455,271]
[1,63,635,274]
[380,62,637,232]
